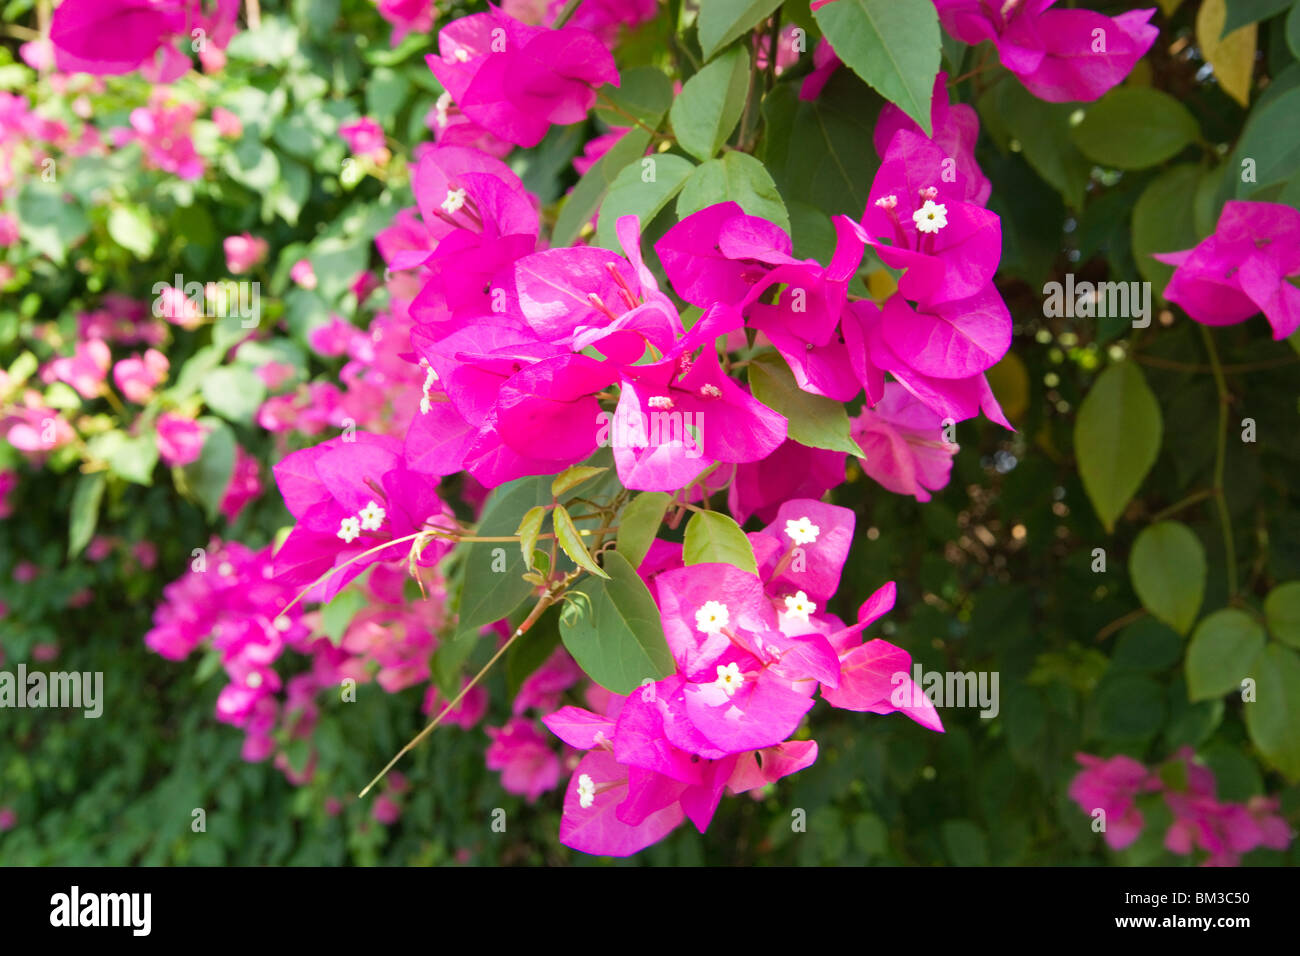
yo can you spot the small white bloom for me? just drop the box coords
[648,395,674,410]
[419,395,432,415]
[273,616,291,632]
[784,516,820,545]
[452,48,471,63]
[784,590,817,621]
[246,671,263,689]
[912,199,948,234]
[695,600,730,634]
[712,662,744,697]
[576,773,596,809]
[337,516,361,543]
[434,91,452,128]
[441,187,468,214]
[698,383,721,399]
[874,194,898,211]
[358,500,386,531]
[218,562,233,576]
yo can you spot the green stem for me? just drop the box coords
[358,590,558,798]
[1200,325,1238,598]
[552,0,583,29]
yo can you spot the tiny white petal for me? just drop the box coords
[695,600,730,634]
[912,199,948,234]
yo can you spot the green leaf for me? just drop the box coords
[1232,86,1300,197]
[552,465,610,499]
[761,79,879,219]
[1244,643,1300,780]
[107,205,156,259]
[68,472,105,559]
[178,418,237,522]
[88,430,158,486]
[1130,521,1207,635]
[1186,609,1267,701]
[1095,672,1166,740]
[697,0,785,60]
[15,182,89,264]
[458,476,554,631]
[748,351,863,455]
[669,45,751,162]
[516,505,548,570]
[813,0,940,135]
[594,154,695,250]
[1071,88,1199,170]
[559,551,674,694]
[553,127,653,247]
[201,365,267,426]
[1289,1,1300,58]
[616,491,673,570]
[1264,581,1300,648]
[684,510,758,574]
[1222,0,1292,34]
[675,151,790,233]
[1131,164,1203,289]
[321,585,366,646]
[553,504,609,579]
[594,66,673,127]
[1073,361,1162,532]
[978,79,1091,208]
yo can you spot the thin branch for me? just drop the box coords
[1200,326,1238,598]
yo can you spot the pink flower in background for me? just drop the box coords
[48,339,111,400]
[290,259,317,290]
[156,286,204,330]
[485,718,562,802]
[339,117,388,160]
[223,233,268,274]
[113,348,169,403]
[933,0,1157,102]
[86,535,115,562]
[852,383,958,502]
[219,446,263,521]
[0,214,18,247]
[371,794,403,824]
[132,540,158,570]
[50,0,239,82]
[211,106,242,138]
[155,412,208,466]
[112,93,205,179]
[1068,753,1162,850]
[4,404,75,455]
[13,561,38,583]
[307,316,360,357]
[0,469,16,519]
[0,807,15,832]
[1154,200,1300,341]
[377,0,436,46]
[799,37,841,101]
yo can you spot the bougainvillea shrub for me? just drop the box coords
[1,0,1298,864]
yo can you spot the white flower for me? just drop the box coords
[452,48,471,63]
[784,516,820,545]
[695,600,730,634]
[712,662,744,697]
[246,671,263,689]
[698,383,722,399]
[358,500,386,531]
[218,562,234,576]
[273,616,291,632]
[783,590,817,622]
[337,516,361,543]
[912,199,948,234]
[441,187,468,214]
[648,395,674,410]
[874,194,898,211]
[576,773,596,809]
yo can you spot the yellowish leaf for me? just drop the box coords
[1197,0,1257,108]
